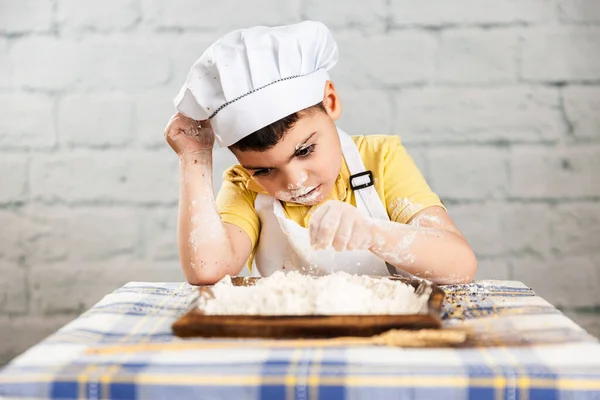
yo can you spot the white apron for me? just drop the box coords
[252,128,399,277]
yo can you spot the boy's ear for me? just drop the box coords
[322,80,342,121]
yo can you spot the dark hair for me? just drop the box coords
[228,102,326,152]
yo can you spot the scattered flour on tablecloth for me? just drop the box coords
[198,271,431,315]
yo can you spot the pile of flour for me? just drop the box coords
[198,271,431,316]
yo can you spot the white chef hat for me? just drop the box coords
[173,20,338,147]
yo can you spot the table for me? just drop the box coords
[1,280,600,400]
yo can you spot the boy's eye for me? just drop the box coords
[253,168,272,177]
[296,144,315,157]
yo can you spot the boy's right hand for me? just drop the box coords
[164,112,215,157]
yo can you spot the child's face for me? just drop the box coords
[233,110,343,205]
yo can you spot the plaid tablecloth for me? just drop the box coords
[1,280,599,400]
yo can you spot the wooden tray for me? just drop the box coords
[172,276,445,339]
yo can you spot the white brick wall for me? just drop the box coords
[521,27,600,82]
[0,0,54,34]
[389,0,556,26]
[437,29,519,84]
[1,0,600,363]
[558,0,600,22]
[392,87,565,144]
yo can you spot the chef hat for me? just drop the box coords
[173,20,338,147]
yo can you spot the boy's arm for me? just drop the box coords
[370,206,477,284]
[308,201,476,284]
[165,113,252,285]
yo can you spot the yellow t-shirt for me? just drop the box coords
[216,135,444,267]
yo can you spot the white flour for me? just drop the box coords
[198,271,431,316]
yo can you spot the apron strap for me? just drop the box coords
[337,128,390,221]
[338,128,416,278]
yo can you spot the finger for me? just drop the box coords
[312,205,341,249]
[347,219,369,250]
[332,212,355,252]
[308,203,331,246]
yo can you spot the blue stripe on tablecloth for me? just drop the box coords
[109,382,137,400]
[51,381,77,399]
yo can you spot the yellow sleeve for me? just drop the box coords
[215,167,260,260]
[382,136,445,223]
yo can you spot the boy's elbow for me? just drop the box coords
[185,268,227,286]
[455,245,478,284]
[433,244,478,285]
[182,258,244,286]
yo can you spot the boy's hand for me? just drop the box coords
[309,201,375,252]
[164,112,215,157]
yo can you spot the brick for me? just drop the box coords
[0,261,28,314]
[80,38,171,91]
[0,211,34,262]
[509,145,600,198]
[0,38,12,89]
[13,206,134,265]
[0,155,28,204]
[142,207,179,261]
[30,259,184,314]
[393,87,564,144]
[336,89,393,135]
[0,0,53,33]
[135,96,177,148]
[437,29,518,84]
[20,206,140,262]
[11,38,83,91]
[446,203,505,257]
[18,206,69,264]
[331,31,436,88]
[0,94,56,149]
[69,208,140,261]
[57,0,140,31]
[474,259,511,281]
[521,27,600,82]
[304,0,386,29]
[501,204,554,257]
[563,311,600,339]
[0,315,75,365]
[143,0,301,31]
[558,0,600,23]
[0,207,69,264]
[427,147,508,200]
[563,86,600,141]
[390,0,555,26]
[30,150,179,204]
[511,254,600,308]
[58,95,134,147]
[551,203,600,257]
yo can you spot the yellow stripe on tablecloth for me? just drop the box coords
[77,364,97,400]
[285,348,302,400]
[308,348,323,400]
[500,340,531,400]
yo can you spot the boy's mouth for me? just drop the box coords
[291,185,322,203]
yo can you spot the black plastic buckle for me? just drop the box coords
[349,170,374,191]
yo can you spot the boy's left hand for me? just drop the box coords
[309,201,374,251]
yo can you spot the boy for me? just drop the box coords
[165,21,477,285]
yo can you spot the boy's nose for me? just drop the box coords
[285,170,308,190]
